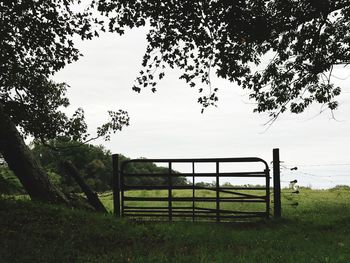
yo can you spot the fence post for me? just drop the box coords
[265,168,270,219]
[192,162,195,222]
[168,162,172,222]
[273,148,281,218]
[112,154,121,217]
[216,161,220,222]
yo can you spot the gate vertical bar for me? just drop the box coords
[168,162,172,222]
[192,162,195,222]
[112,154,120,217]
[273,148,281,218]
[120,160,125,217]
[265,168,270,218]
[216,161,220,222]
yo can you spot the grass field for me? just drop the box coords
[1,188,350,262]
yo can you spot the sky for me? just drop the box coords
[53,28,350,188]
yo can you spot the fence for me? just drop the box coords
[112,153,282,222]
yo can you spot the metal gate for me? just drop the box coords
[112,156,272,222]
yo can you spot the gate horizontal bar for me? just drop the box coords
[214,189,266,199]
[193,207,264,214]
[124,206,265,215]
[124,209,266,215]
[124,206,191,210]
[122,185,267,191]
[121,157,268,164]
[124,196,267,202]
[123,187,266,199]
[122,213,265,219]
[122,171,267,177]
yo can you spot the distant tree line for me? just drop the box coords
[0,138,187,196]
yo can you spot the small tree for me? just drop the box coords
[32,139,114,193]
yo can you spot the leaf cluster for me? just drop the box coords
[97,0,350,117]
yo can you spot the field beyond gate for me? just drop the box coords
[113,157,271,221]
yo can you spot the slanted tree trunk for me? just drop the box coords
[0,105,69,204]
[62,161,107,213]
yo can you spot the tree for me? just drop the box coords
[97,0,349,120]
[32,139,114,193]
[31,138,188,193]
[0,1,128,204]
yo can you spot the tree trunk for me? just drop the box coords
[0,105,69,204]
[62,161,107,213]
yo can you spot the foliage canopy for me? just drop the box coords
[0,1,128,143]
[2,0,348,139]
[97,0,349,119]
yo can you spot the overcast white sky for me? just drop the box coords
[53,28,350,188]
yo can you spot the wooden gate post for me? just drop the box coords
[273,148,281,218]
[112,154,121,217]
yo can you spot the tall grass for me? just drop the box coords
[1,188,350,262]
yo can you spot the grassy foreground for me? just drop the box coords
[1,189,350,263]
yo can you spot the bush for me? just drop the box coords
[0,166,24,195]
[330,185,350,191]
